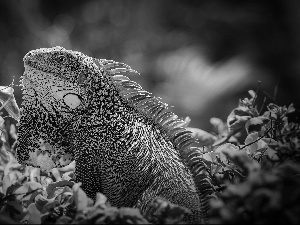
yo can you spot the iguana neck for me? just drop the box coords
[82,71,137,128]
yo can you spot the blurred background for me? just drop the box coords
[0,0,299,131]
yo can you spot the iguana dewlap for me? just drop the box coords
[16,46,203,223]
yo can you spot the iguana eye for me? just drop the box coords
[56,55,67,64]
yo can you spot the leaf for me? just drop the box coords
[95,192,110,208]
[245,117,269,134]
[14,182,42,200]
[22,188,42,207]
[149,197,191,224]
[54,186,73,204]
[0,213,19,224]
[215,143,239,163]
[27,203,41,224]
[60,192,73,206]
[100,208,122,224]
[248,90,256,99]
[266,148,280,161]
[0,144,10,164]
[226,182,252,197]
[229,115,252,131]
[2,175,12,195]
[210,117,225,134]
[202,152,213,162]
[267,103,280,113]
[186,127,217,147]
[4,161,22,177]
[46,180,74,197]
[244,132,259,154]
[227,107,252,131]
[35,194,51,212]
[41,200,60,213]
[212,136,228,147]
[0,86,20,121]
[57,160,75,172]
[72,182,88,212]
[50,168,62,181]
[119,207,150,224]
[287,103,295,114]
[5,182,22,195]
[9,124,17,140]
[41,177,54,188]
[6,199,23,214]
[4,200,27,221]
[47,187,64,199]
[55,216,72,224]
[219,144,260,174]
[30,168,40,183]
[62,172,74,181]
[212,165,223,176]
[261,138,278,147]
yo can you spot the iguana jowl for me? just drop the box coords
[16,46,203,223]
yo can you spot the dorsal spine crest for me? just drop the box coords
[91,58,198,156]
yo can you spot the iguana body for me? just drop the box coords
[16,47,203,223]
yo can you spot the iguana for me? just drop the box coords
[16,46,204,223]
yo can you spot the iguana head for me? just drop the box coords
[17,46,136,171]
[22,46,100,112]
[17,46,105,171]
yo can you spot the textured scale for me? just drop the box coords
[16,46,203,223]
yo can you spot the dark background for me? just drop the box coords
[1,0,299,131]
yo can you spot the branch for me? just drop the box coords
[239,125,273,150]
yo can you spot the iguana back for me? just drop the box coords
[16,46,203,223]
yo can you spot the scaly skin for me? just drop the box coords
[16,46,203,223]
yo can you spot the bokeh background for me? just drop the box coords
[0,0,299,131]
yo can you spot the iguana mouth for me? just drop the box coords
[24,57,54,75]
[23,63,50,78]
[23,55,43,71]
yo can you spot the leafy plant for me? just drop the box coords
[193,89,300,224]
[0,85,299,224]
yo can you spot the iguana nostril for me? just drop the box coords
[23,51,35,64]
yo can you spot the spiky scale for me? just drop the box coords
[112,75,130,82]
[135,97,155,108]
[148,103,167,119]
[155,111,176,125]
[137,100,156,113]
[173,130,193,145]
[164,126,184,139]
[128,92,152,103]
[123,90,149,99]
[120,81,142,90]
[162,119,184,132]
[179,138,197,150]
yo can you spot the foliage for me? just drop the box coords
[1,86,300,224]
[0,141,188,224]
[192,89,300,224]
